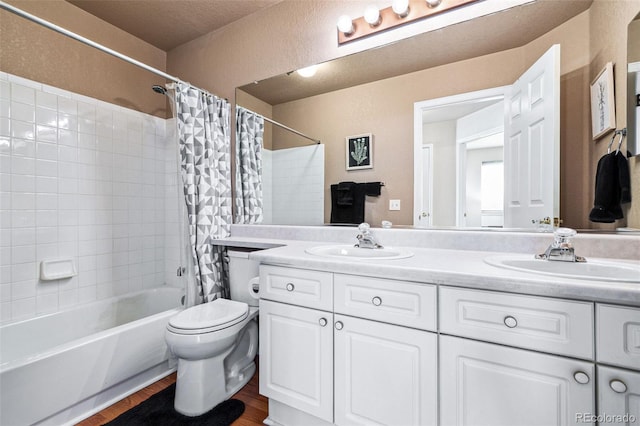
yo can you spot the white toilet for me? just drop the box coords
[165,249,260,417]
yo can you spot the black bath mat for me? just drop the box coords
[103,384,245,426]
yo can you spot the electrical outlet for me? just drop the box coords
[389,199,401,211]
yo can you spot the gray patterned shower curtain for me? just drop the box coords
[235,106,264,224]
[172,83,232,303]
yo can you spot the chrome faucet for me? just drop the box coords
[355,223,383,249]
[536,228,586,262]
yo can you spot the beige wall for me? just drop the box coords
[0,0,168,118]
[590,0,640,230]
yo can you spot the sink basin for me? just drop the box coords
[306,245,414,260]
[485,255,640,283]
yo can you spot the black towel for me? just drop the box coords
[363,182,383,196]
[330,182,366,224]
[589,151,631,223]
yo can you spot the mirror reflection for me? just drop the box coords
[236,0,635,230]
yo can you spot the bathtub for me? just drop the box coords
[0,286,184,426]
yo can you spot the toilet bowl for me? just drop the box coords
[165,249,260,417]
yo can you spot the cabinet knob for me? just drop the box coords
[573,371,590,384]
[610,379,627,394]
[503,316,518,328]
[372,296,382,306]
[286,282,295,292]
[319,318,328,327]
[335,321,344,330]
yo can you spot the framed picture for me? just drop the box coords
[590,62,616,140]
[346,133,373,170]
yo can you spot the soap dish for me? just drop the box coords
[40,259,77,281]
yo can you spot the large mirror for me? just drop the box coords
[236,0,634,230]
[629,12,640,158]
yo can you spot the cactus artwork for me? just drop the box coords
[346,134,373,170]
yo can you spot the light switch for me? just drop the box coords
[389,199,401,210]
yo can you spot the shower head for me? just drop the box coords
[152,85,167,95]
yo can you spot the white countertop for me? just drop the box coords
[217,236,640,306]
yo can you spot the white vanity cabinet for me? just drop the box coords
[596,304,640,423]
[259,266,438,426]
[439,286,596,426]
[440,335,595,426]
[259,299,334,422]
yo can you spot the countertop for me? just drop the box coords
[217,236,640,306]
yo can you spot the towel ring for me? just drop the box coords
[607,128,627,154]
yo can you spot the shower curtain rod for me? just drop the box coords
[0,1,221,100]
[240,107,321,145]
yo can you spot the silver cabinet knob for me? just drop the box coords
[610,379,627,393]
[286,282,295,292]
[372,296,382,306]
[573,371,590,384]
[319,318,328,327]
[335,321,344,330]
[504,316,518,328]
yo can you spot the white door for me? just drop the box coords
[440,335,595,426]
[334,314,437,426]
[416,144,433,227]
[259,300,334,422]
[504,44,560,228]
[597,366,640,424]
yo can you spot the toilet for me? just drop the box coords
[165,249,260,417]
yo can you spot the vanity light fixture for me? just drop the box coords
[338,0,478,45]
[364,5,382,27]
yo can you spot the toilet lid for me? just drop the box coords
[168,299,248,334]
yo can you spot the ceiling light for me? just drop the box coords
[392,0,410,18]
[364,5,382,27]
[426,0,442,7]
[297,65,318,78]
[337,14,355,35]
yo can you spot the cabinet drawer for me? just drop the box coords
[334,274,436,331]
[259,265,333,311]
[440,286,594,359]
[597,304,640,370]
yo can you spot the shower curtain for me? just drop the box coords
[172,83,232,303]
[235,106,264,224]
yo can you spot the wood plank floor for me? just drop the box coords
[76,359,268,426]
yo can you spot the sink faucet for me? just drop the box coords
[535,227,586,262]
[355,223,383,249]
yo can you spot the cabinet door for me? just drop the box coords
[440,335,595,426]
[598,366,640,424]
[334,314,437,426]
[259,299,333,422]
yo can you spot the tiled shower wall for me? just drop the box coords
[262,144,324,225]
[0,73,183,324]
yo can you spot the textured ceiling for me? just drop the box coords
[67,0,282,51]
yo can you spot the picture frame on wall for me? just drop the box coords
[346,133,373,171]
[590,62,616,140]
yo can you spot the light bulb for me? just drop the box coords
[364,5,381,26]
[392,0,410,17]
[337,14,354,35]
[297,65,318,78]
[426,0,442,7]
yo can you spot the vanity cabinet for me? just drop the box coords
[596,304,640,423]
[439,335,595,426]
[334,313,437,426]
[259,299,334,422]
[259,265,438,426]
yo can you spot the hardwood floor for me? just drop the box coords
[76,359,268,426]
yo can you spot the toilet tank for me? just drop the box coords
[227,248,260,307]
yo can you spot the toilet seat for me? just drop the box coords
[167,298,249,335]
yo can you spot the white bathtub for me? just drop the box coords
[0,286,184,426]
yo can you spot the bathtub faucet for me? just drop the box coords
[355,223,383,249]
[535,227,586,262]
